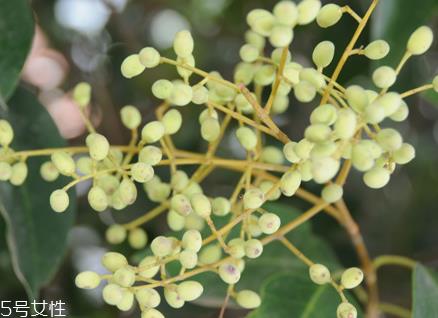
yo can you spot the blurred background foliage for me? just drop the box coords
[0,0,438,317]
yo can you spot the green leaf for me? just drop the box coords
[184,202,339,308]
[412,264,438,317]
[0,0,34,101]
[247,271,363,318]
[0,88,76,299]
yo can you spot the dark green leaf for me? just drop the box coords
[247,271,363,318]
[0,0,34,101]
[412,264,438,317]
[185,202,339,308]
[0,88,76,299]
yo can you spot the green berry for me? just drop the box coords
[316,4,342,28]
[199,244,222,265]
[389,100,409,122]
[182,229,202,252]
[235,93,254,114]
[191,193,212,218]
[102,252,128,272]
[212,197,231,216]
[138,256,160,279]
[167,209,185,231]
[50,189,69,213]
[393,143,415,164]
[260,146,284,165]
[258,212,281,234]
[176,54,195,80]
[88,186,108,212]
[131,162,154,183]
[309,263,331,285]
[0,119,14,146]
[271,48,292,64]
[139,47,160,68]
[311,157,340,184]
[334,109,357,140]
[312,41,335,68]
[245,30,266,50]
[259,180,281,201]
[235,290,261,309]
[305,124,331,143]
[179,250,198,269]
[73,82,91,108]
[136,288,161,308]
[120,105,141,129]
[119,178,137,205]
[164,285,185,308]
[171,194,193,217]
[240,44,259,63]
[192,85,209,104]
[75,271,101,289]
[272,94,290,114]
[201,117,221,142]
[106,224,127,244]
[161,109,182,135]
[297,0,321,25]
[376,128,403,151]
[51,151,75,176]
[337,302,357,318]
[150,236,174,257]
[86,133,110,161]
[0,162,12,181]
[244,239,263,258]
[141,309,164,318]
[177,281,204,301]
[114,265,136,287]
[363,167,390,189]
[375,92,402,117]
[173,30,194,58]
[310,104,338,126]
[254,65,276,86]
[273,1,298,26]
[218,262,241,284]
[117,290,134,312]
[283,62,302,85]
[139,146,162,165]
[170,170,189,192]
[121,54,145,79]
[247,9,274,36]
[243,188,264,209]
[341,267,364,289]
[141,121,165,143]
[169,82,193,106]
[321,184,343,203]
[283,142,300,163]
[129,228,148,249]
[364,40,390,60]
[236,126,257,151]
[280,170,301,197]
[40,161,59,182]
[372,66,396,89]
[433,75,438,92]
[152,79,174,99]
[77,156,93,175]
[294,81,317,102]
[364,102,385,124]
[102,284,123,305]
[269,25,294,48]
[228,238,246,258]
[234,62,256,85]
[345,85,369,113]
[407,26,433,55]
[9,161,28,186]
